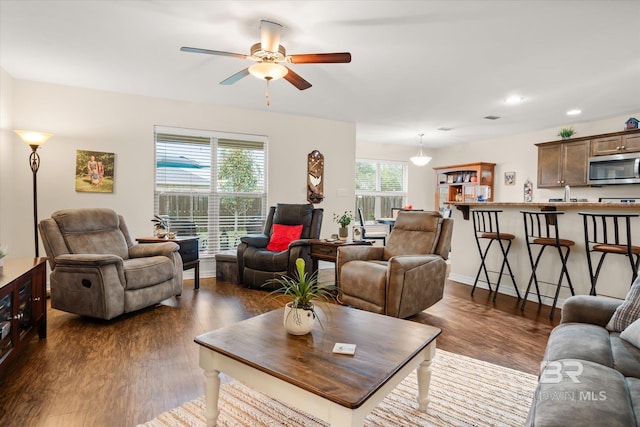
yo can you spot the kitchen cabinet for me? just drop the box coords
[591,132,640,156]
[537,139,590,188]
[0,258,47,379]
[434,162,495,214]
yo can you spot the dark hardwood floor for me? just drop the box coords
[0,272,559,426]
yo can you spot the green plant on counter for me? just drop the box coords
[557,127,576,139]
[333,211,355,227]
[0,243,7,258]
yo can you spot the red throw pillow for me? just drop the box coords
[266,224,303,252]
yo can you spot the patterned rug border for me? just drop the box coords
[139,349,537,427]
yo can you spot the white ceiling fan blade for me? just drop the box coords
[260,20,282,53]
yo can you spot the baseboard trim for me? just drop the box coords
[447,273,567,309]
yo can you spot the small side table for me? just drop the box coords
[309,239,372,284]
[136,236,200,289]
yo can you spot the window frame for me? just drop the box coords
[355,158,408,221]
[154,126,268,257]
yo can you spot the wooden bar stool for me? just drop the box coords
[578,212,640,296]
[471,209,520,301]
[521,210,575,320]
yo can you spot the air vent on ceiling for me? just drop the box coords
[437,127,453,131]
[484,115,501,120]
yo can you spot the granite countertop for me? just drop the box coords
[447,201,640,219]
[448,201,640,208]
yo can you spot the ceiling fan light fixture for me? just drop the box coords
[248,62,288,81]
[410,133,432,166]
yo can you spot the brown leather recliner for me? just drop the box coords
[237,203,323,289]
[39,208,183,320]
[337,211,453,318]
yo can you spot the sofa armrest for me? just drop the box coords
[128,242,179,259]
[560,295,623,326]
[386,255,446,318]
[336,246,385,284]
[55,253,123,266]
[337,246,384,264]
[288,239,311,248]
[240,234,269,248]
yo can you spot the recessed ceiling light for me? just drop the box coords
[505,95,524,105]
[567,109,582,116]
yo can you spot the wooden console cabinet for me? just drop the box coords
[0,258,47,378]
[433,162,495,213]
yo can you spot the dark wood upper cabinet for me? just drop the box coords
[591,130,640,156]
[537,139,590,188]
[536,129,640,188]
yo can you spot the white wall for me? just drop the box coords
[0,68,15,247]
[433,112,640,302]
[0,72,356,277]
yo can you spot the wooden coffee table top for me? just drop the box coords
[195,305,441,409]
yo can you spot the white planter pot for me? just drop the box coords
[283,302,315,335]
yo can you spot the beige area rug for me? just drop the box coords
[139,349,537,427]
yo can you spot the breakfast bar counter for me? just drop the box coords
[448,201,640,220]
[444,201,640,304]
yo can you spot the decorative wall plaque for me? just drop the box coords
[307,150,324,204]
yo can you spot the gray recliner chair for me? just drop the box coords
[337,211,453,318]
[237,203,323,289]
[39,208,183,320]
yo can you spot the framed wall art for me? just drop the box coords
[75,150,115,193]
[307,150,324,204]
[504,172,516,186]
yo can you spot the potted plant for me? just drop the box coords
[151,215,171,238]
[265,258,335,335]
[557,127,576,139]
[333,211,355,241]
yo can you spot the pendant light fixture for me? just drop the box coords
[410,133,432,166]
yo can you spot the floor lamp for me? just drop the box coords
[14,130,53,258]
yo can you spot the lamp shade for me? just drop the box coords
[249,62,288,80]
[410,133,431,166]
[14,130,53,147]
[410,154,432,166]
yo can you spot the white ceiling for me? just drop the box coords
[1,0,639,148]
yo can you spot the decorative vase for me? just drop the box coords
[338,226,348,241]
[155,226,167,238]
[283,302,315,335]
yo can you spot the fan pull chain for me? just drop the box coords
[265,77,272,106]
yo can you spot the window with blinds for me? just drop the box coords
[355,160,407,222]
[155,127,267,256]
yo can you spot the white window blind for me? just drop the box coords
[154,128,267,256]
[355,159,407,221]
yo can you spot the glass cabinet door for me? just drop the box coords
[17,280,33,339]
[463,185,476,202]
[437,186,449,213]
[0,291,12,361]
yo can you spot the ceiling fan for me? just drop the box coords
[181,20,351,104]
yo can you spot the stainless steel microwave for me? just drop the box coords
[588,152,640,185]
